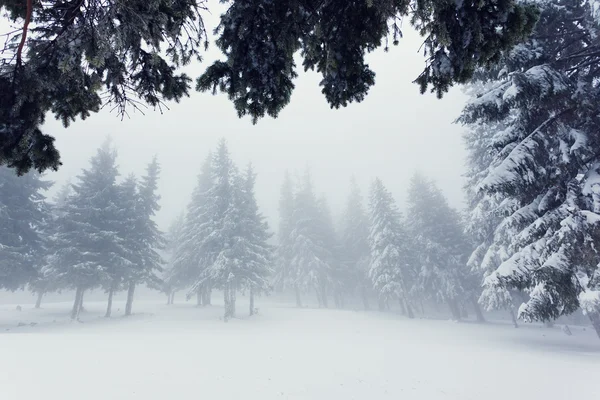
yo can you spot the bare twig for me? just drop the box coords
[16,0,34,67]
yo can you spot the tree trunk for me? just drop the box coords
[587,311,600,339]
[125,282,135,316]
[223,284,230,321]
[378,296,386,311]
[295,285,302,308]
[196,289,202,307]
[361,285,369,311]
[71,287,84,320]
[399,297,406,315]
[34,291,44,309]
[315,285,323,308]
[204,287,212,305]
[78,289,85,313]
[404,298,415,319]
[249,287,255,316]
[230,284,236,318]
[170,291,175,305]
[509,308,519,328]
[460,303,469,319]
[448,298,461,321]
[321,284,328,308]
[471,296,485,322]
[105,286,115,318]
[545,320,554,328]
[419,300,425,315]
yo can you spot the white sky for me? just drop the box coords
[31,5,468,232]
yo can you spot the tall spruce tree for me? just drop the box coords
[234,164,273,316]
[274,171,295,292]
[44,139,128,320]
[368,178,413,316]
[288,171,334,308]
[105,174,140,317]
[30,181,71,308]
[163,211,186,305]
[464,123,521,326]
[407,173,482,321]
[122,157,165,316]
[460,0,600,337]
[0,166,50,291]
[187,140,242,319]
[172,152,214,305]
[339,178,372,310]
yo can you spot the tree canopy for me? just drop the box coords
[0,0,537,174]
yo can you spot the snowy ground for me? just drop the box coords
[1,295,598,400]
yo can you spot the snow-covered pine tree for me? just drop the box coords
[0,166,51,291]
[464,122,522,326]
[407,173,482,321]
[121,157,165,316]
[103,175,140,318]
[459,0,600,337]
[288,171,334,308]
[30,181,72,308]
[368,178,413,316]
[339,177,372,310]
[44,139,128,320]
[163,211,186,305]
[172,152,214,305]
[274,171,295,292]
[316,195,339,308]
[187,139,241,319]
[235,164,273,316]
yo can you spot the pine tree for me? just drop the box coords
[172,152,214,304]
[274,171,295,292]
[43,139,128,320]
[339,178,371,310]
[122,157,165,316]
[0,166,50,291]
[186,140,241,319]
[407,173,482,321]
[368,178,413,316]
[316,195,339,308]
[460,0,600,337]
[464,123,521,325]
[288,171,334,308]
[234,164,273,316]
[30,181,72,308]
[163,211,186,305]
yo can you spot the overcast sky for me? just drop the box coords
[39,6,468,232]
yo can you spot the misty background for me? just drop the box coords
[41,15,467,232]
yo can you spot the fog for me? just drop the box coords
[42,21,467,231]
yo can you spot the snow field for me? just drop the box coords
[1,298,598,400]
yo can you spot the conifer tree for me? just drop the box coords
[339,178,371,310]
[44,139,127,320]
[288,171,334,308]
[460,0,600,337]
[368,178,413,316]
[30,181,72,308]
[0,166,50,291]
[122,157,165,316]
[163,212,186,305]
[407,173,482,320]
[235,164,273,316]
[274,171,295,292]
[172,153,214,305]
